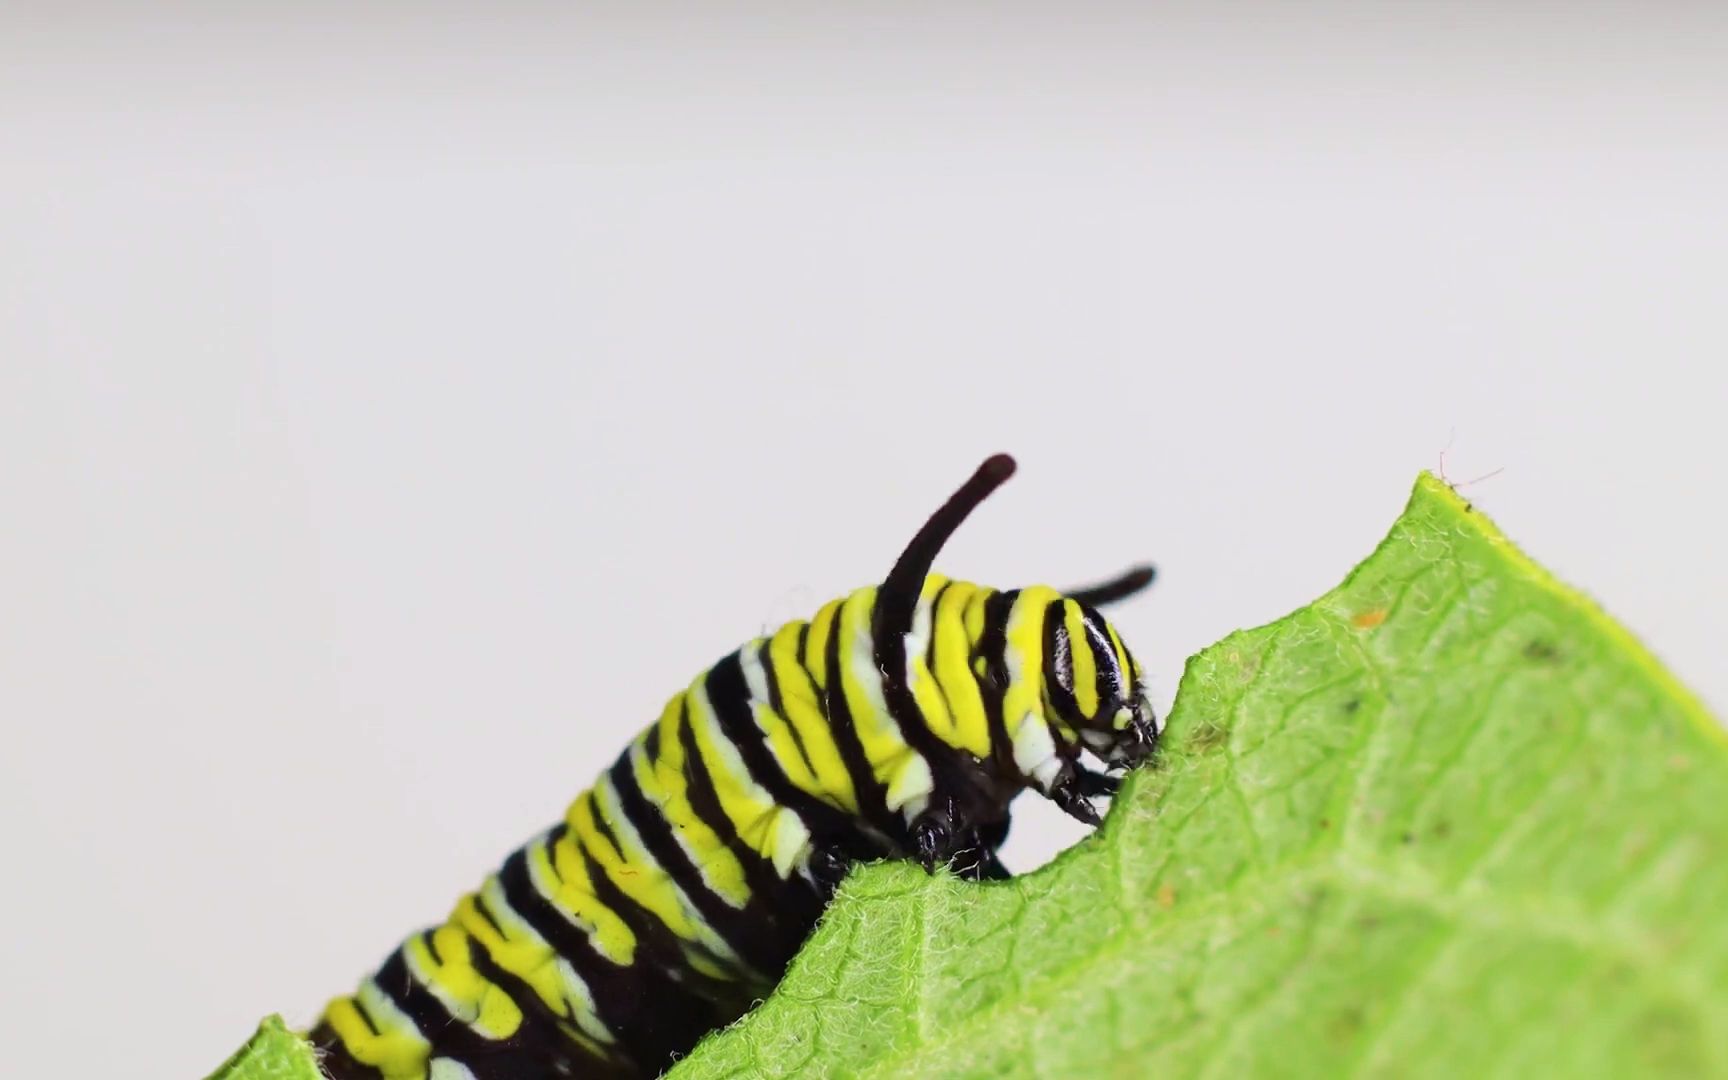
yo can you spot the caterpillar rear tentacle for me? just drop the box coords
[309,455,1160,1080]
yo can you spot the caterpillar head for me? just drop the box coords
[875,454,1160,777]
[1041,592,1159,770]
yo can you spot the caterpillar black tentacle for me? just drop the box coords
[309,454,1160,1080]
[1066,563,1158,609]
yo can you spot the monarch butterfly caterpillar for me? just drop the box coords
[310,454,1160,1080]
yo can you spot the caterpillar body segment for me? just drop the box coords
[311,456,1159,1080]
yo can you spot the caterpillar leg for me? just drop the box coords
[911,806,956,873]
[1077,769,1121,798]
[948,819,1011,881]
[910,803,1014,881]
[1047,763,1106,827]
[809,842,856,897]
[951,844,1010,881]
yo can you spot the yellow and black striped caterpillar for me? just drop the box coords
[310,454,1160,1080]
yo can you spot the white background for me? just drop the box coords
[2,6,1724,1077]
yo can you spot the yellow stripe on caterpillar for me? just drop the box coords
[767,620,859,812]
[1064,600,1101,717]
[321,986,430,1080]
[404,925,523,1041]
[929,580,992,758]
[535,828,637,966]
[631,730,752,909]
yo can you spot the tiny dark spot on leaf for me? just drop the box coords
[1319,818,1332,829]
[1401,831,1415,845]
[1432,820,1452,838]
[1523,639,1560,663]
[1633,1004,1702,1072]
[1328,1005,1366,1043]
[1343,697,1361,714]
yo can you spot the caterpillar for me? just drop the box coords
[309,454,1160,1080]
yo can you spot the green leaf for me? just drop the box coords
[670,473,1728,1079]
[207,1015,323,1080]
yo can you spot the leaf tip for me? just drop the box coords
[207,1014,323,1080]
